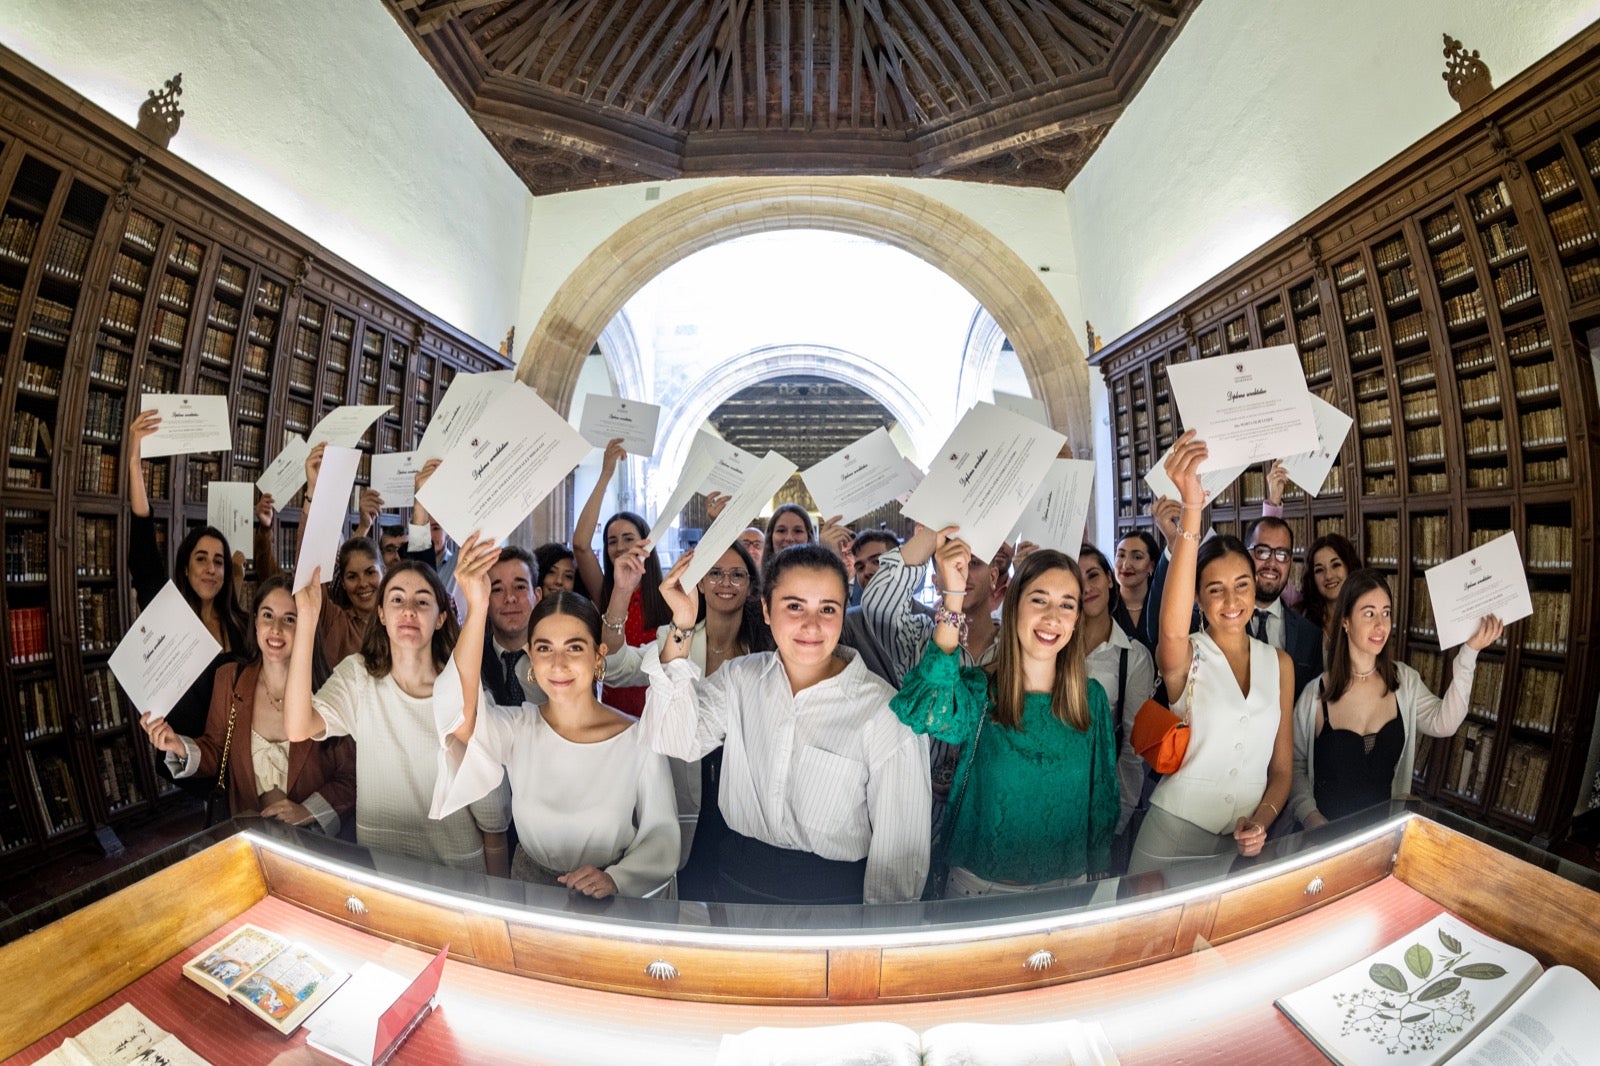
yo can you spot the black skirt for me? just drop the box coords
[715,829,867,905]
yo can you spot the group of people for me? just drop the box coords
[127,411,1498,906]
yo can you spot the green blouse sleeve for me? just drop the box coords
[890,643,990,746]
[1086,680,1119,875]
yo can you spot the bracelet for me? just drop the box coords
[940,591,966,603]
[667,622,693,645]
[1180,501,1205,511]
[602,613,626,634]
[1176,528,1201,543]
[1260,801,1279,819]
[933,606,970,647]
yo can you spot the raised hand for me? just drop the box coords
[1151,497,1181,546]
[659,549,699,628]
[256,493,277,529]
[303,441,327,500]
[128,409,161,463]
[613,541,649,598]
[295,567,325,622]
[357,488,384,533]
[414,457,442,494]
[932,526,970,597]
[1014,540,1039,566]
[1265,459,1289,506]
[1163,430,1209,508]
[818,515,853,559]
[139,712,187,756]
[454,532,502,615]
[704,491,730,521]
[1466,614,1505,651]
[600,438,626,478]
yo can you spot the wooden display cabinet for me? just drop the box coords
[1091,24,1600,849]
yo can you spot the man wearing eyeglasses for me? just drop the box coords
[1244,516,1321,702]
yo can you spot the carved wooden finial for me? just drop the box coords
[1303,235,1328,281]
[1086,321,1103,353]
[136,73,184,148]
[113,156,146,214]
[499,326,516,358]
[291,253,314,298]
[1442,34,1493,111]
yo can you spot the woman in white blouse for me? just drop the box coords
[1290,569,1501,828]
[640,542,931,905]
[432,535,679,899]
[285,555,511,874]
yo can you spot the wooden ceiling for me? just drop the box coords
[384,0,1198,195]
[710,374,892,468]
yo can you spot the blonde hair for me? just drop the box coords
[990,550,1090,732]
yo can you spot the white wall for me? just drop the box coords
[2,0,529,346]
[1068,0,1600,344]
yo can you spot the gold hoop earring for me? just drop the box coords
[594,658,605,684]
[526,665,537,684]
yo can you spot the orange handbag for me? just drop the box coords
[1131,699,1189,774]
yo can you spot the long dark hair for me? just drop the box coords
[990,550,1090,732]
[597,512,672,630]
[243,574,329,687]
[695,540,774,655]
[1323,568,1400,701]
[359,561,459,677]
[1299,533,1363,631]
[326,536,381,610]
[1113,529,1160,617]
[763,503,816,560]
[174,523,248,647]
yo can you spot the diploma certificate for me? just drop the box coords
[293,445,362,593]
[1424,532,1533,649]
[1165,345,1318,470]
[368,451,422,509]
[579,394,662,455]
[647,446,718,546]
[415,383,592,545]
[415,370,517,461]
[139,395,232,458]
[206,482,255,559]
[256,434,311,503]
[893,458,924,505]
[1144,439,1248,503]
[900,402,1067,562]
[307,404,393,450]
[802,428,923,523]
[1010,458,1095,558]
[1277,393,1354,496]
[696,432,760,496]
[992,390,1050,427]
[108,582,222,718]
[682,451,798,588]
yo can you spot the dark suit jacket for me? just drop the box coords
[196,662,357,822]
[840,606,899,687]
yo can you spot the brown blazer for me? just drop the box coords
[195,662,357,823]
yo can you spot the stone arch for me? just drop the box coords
[518,177,1089,537]
[954,305,1010,414]
[649,344,937,517]
[595,309,646,401]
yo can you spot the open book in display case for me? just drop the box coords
[1092,23,1600,851]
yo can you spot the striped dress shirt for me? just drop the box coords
[639,645,931,903]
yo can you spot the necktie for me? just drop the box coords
[500,650,525,705]
[1251,608,1269,643]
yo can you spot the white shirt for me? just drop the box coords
[314,654,510,871]
[431,662,680,897]
[1253,598,1285,649]
[639,645,931,903]
[1085,624,1157,834]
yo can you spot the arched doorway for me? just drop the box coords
[519,178,1088,538]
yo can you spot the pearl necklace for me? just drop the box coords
[1352,665,1376,681]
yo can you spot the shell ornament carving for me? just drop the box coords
[646,959,678,981]
[344,895,368,915]
[1305,876,1325,896]
[1026,949,1056,971]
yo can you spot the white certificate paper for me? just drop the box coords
[1010,458,1095,558]
[416,369,517,461]
[893,458,924,505]
[256,433,311,502]
[206,482,255,558]
[683,451,798,588]
[802,428,922,523]
[900,402,1067,562]
[993,390,1049,427]
[307,404,392,450]
[1424,532,1533,649]
[1144,439,1248,503]
[1165,345,1318,470]
[695,431,760,496]
[293,445,361,593]
[647,446,718,546]
[1278,393,1354,496]
[138,394,232,458]
[108,582,222,718]
[368,451,421,509]
[415,383,592,545]
[579,394,662,455]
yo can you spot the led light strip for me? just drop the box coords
[245,813,1411,951]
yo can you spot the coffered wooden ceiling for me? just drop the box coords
[711,375,891,468]
[384,0,1197,195]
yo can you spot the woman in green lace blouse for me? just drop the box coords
[892,531,1118,897]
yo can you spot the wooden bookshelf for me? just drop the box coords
[1091,26,1600,848]
[0,46,509,870]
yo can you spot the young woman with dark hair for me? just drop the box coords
[142,576,355,832]
[126,409,253,798]
[640,542,930,904]
[1290,569,1501,828]
[571,439,672,715]
[763,503,816,559]
[285,556,511,873]
[1297,533,1364,637]
[318,536,383,665]
[533,542,578,597]
[1112,529,1160,648]
[892,535,1118,895]
[1128,431,1295,874]
[432,539,679,899]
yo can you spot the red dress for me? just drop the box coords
[601,586,651,717]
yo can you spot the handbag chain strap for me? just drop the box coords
[215,684,241,791]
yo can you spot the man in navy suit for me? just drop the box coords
[1243,516,1321,702]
